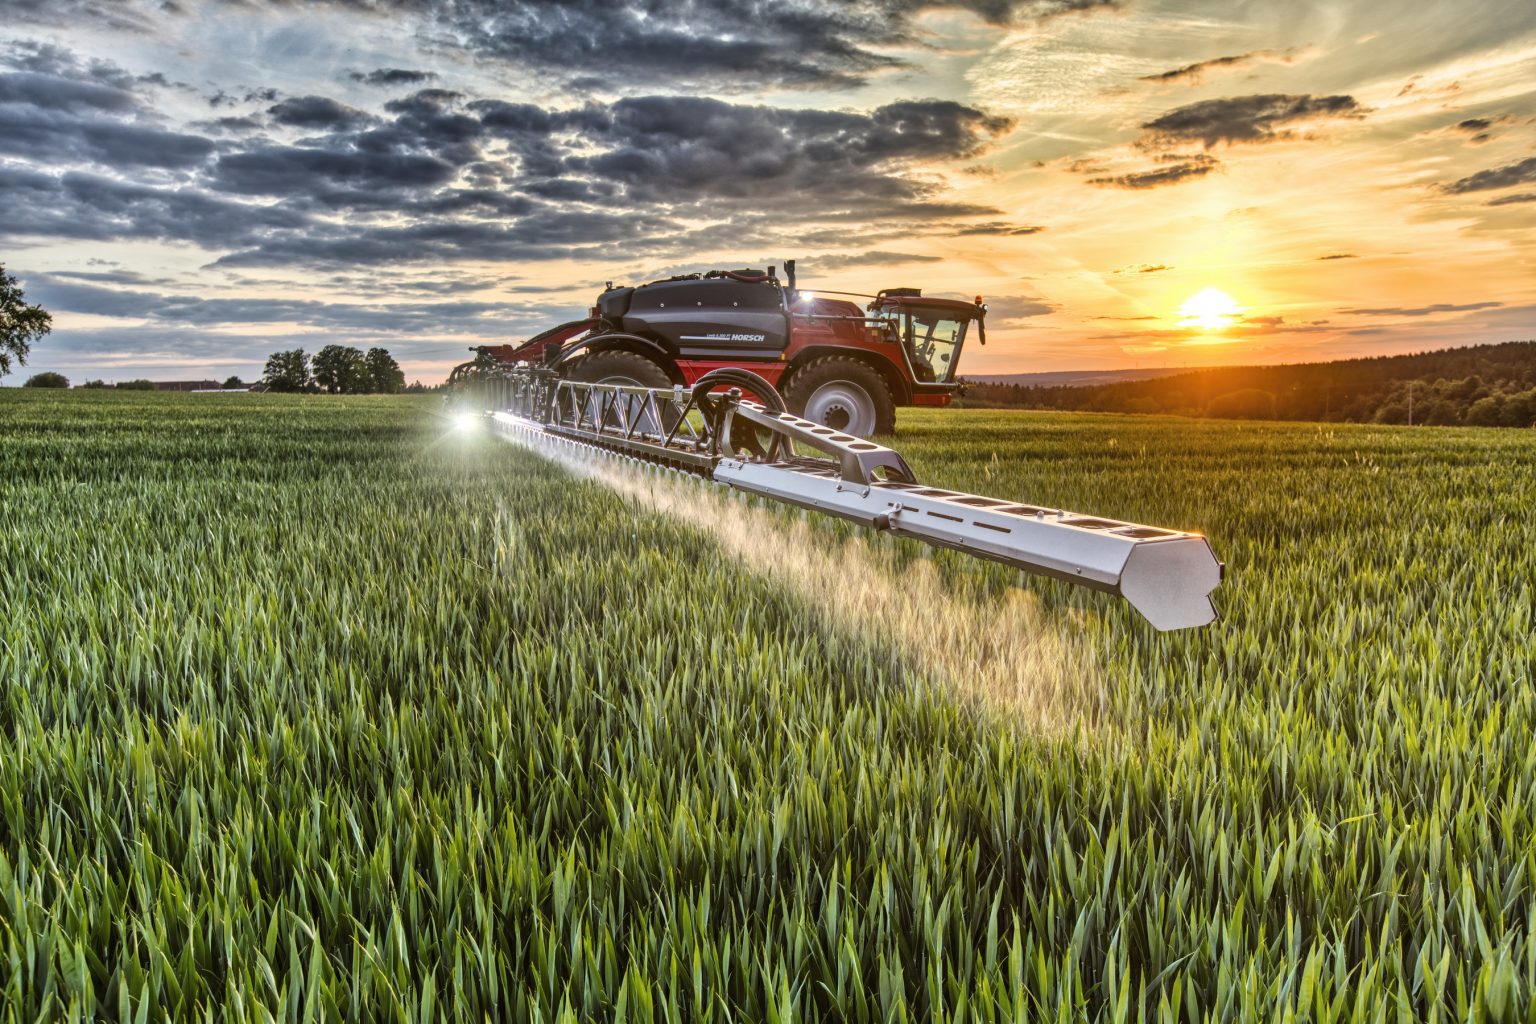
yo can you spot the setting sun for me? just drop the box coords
[1179,288,1244,331]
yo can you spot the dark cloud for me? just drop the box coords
[1316,253,1356,260]
[1089,161,1215,189]
[1444,116,1513,145]
[1,38,166,92]
[345,0,1120,90]
[208,86,279,108]
[0,71,138,112]
[268,95,373,130]
[3,51,1008,270]
[1487,192,1536,207]
[803,251,944,271]
[210,210,683,268]
[349,68,437,87]
[954,221,1045,235]
[197,115,264,133]
[1140,94,1366,147]
[0,166,309,247]
[1342,302,1503,317]
[0,83,216,168]
[1442,156,1536,194]
[979,295,1054,322]
[10,0,1121,91]
[49,268,178,285]
[561,96,1012,209]
[211,147,458,195]
[1139,50,1277,85]
[28,274,568,335]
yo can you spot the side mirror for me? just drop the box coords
[975,300,988,346]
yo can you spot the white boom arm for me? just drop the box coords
[484,373,1222,631]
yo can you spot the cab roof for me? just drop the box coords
[876,295,984,318]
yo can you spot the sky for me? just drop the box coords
[2,0,1534,384]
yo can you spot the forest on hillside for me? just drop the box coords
[962,341,1536,427]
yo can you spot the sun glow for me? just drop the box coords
[1179,288,1244,330]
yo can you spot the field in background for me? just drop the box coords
[2,391,1534,1020]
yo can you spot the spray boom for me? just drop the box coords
[481,367,1222,631]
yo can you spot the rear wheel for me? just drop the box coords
[569,349,673,388]
[568,349,675,433]
[783,357,896,437]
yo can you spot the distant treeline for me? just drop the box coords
[962,341,1536,427]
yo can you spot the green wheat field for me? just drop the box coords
[2,390,1533,1021]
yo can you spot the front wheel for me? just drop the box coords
[783,357,896,437]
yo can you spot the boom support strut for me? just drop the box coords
[484,367,1222,630]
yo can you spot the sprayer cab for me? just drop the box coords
[868,289,988,386]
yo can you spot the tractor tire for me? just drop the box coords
[568,349,677,435]
[783,357,896,437]
[569,349,673,388]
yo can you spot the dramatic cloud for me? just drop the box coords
[0,58,215,170]
[803,251,943,271]
[1139,50,1284,85]
[268,95,373,130]
[1317,253,1357,260]
[0,166,308,247]
[554,96,1013,208]
[1,45,1010,271]
[1443,156,1536,194]
[349,68,437,87]
[1089,161,1215,189]
[398,0,1122,89]
[8,0,1122,90]
[1140,94,1366,148]
[1487,192,1536,207]
[980,295,1055,323]
[954,221,1045,235]
[1342,302,1504,316]
[1451,117,1494,144]
[212,146,459,195]
[28,275,551,334]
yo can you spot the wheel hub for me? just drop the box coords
[803,382,875,436]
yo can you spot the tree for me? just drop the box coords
[0,265,53,381]
[116,379,156,390]
[364,347,405,394]
[1465,395,1506,427]
[23,371,69,388]
[1423,399,1461,426]
[312,344,367,394]
[82,379,109,389]
[263,348,312,393]
[222,375,245,389]
[1206,388,1276,420]
[1503,389,1536,428]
